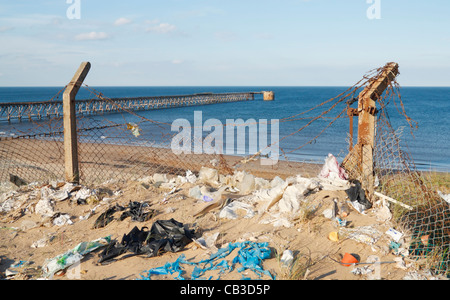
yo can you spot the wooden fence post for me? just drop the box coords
[342,62,399,202]
[63,62,91,183]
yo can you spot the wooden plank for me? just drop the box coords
[374,192,413,211]
[63,62,91,183]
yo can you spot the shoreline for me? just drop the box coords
[1,138,324,185]
[1,137,449,281]
[1,138,448,194]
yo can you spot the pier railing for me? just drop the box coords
[0,92,264,122]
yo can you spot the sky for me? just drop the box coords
[0,0,449,87]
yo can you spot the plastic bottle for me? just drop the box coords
[339,201,350,218]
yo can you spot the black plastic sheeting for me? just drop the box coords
[345,180,372,210]
[98,219,195,264]
[92,201,155,229]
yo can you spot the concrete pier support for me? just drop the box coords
[263,91,275,101]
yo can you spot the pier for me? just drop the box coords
[0,91,272,122]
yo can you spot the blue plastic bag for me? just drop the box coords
[140,241,274,280]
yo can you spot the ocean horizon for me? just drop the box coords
[1,86,449,172]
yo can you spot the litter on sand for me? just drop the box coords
[42,236,111,278]
[140,241,274,280]
[345,181,372,213]
[319,153,348,181]
[92,201,155,229]
[339,226,382,245]
[98,218,194,263]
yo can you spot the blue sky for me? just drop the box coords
[0,0,449,86]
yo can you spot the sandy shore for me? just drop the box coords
[1,170,416,281]
[1,138,322,185]
[1,138,448,281]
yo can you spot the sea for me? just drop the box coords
[0,86,449,172]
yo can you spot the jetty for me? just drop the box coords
[0,91,274,122]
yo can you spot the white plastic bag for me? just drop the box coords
[319,154,348,181]
[198,167,219,185]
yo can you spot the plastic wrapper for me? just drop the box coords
[42,236,111,277]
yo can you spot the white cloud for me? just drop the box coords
[75,31,110,41]
[146,22,177,34]
[171,59,183,64]
[114,17,132,26]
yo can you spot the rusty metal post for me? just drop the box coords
[343,62,399,202]
[63,62,91,183]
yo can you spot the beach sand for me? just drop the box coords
[0,138,323,184]
[0,138,439,280]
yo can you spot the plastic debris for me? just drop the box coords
[328,231,339,242]
[339,202,350,218]
[152,173,169,184]
[278,182,317,213]
[219,201,255,220]
[193,194,230,218]
[202,195,214,202]
[185,170,197,184]
[280,250,294,268]
[79,204,102,221]
[259,213,293,228]
[127,123,141,137]
[346,181,372,213]
[198,167,219,186]
[92,201,155,229]
[334,217,348,227]
[235,172,256,194]
[374,200,392,222]
[385,228,403,242]
[10,260,30,268]
[341,253,359,266]
[438,191,450,205]
[52,213,73,227]
[339,226,382,245]
[319,153,348,181]
[92,206,117,229]
[140,254,187,280]
[31,235,55,248]
[140,241,274,280]
[192,232,220,251]
[119,201,155,222]
[394,257,410,270]
[323,208,335,219]
[42,236,111,278]
[73,187,96,204]
[253,180,289,212]
[35,198,55,218]
[98,219,194,263]
[188,185,203,200]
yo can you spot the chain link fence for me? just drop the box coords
[0,63,448,276]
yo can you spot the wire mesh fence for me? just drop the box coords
[341,66,450,275]
[0,63,448,276]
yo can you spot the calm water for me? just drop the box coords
[0,86,448,172]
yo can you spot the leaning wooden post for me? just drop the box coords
[63,62,91,183]
[342,62,399,202]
